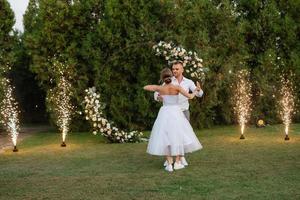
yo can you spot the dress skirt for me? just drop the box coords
[147,105,202,156]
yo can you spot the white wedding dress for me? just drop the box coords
[147,95,203,156]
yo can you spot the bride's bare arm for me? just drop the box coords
[177,86,196,99]
[144,85,160,92]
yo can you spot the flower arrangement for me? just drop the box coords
[153,41,207,81]
[83,87,143,143]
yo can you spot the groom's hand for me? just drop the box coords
[196,81,202,91]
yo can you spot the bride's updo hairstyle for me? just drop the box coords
[160,68,173,84]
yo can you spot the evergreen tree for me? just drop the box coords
[23,0,39,34]
[21,0,299,130]
[92,0,174,130]
[0,0,15,102]
[236,0,300,124]
[0,0,16,130]
[170,0,247,127]
[11,34,48,123]
[23,0,104,129]
[0,0,15,75]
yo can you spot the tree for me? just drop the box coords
[169,0,248,127]
[91,0,175,130]
[10,33,48,123]
[0,0,15,101]
[0,0,15,75]
[21,0,299,130]
[0,0,17,131]
[236,0,300,124]
[23,0,104,129]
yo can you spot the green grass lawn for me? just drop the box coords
[0,124,299,200]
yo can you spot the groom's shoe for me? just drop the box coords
[181,157,188,166]
[173,162,185,170]
[165,164,173,172]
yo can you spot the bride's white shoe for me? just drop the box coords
[164,158,186,167]
[173,162,185,170]
[181,157,188,166]
[165,164,173,172]
[164,160,172,167]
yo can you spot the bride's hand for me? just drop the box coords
[157,94,163,102]
[189,92,196,99]
[196,81,202,91]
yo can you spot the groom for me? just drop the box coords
[154,60,204,166]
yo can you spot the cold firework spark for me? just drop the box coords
[55,75,73,146]
[279,76,296,140]
[48,59,74,146]
[0,78,20,151]
[233,70,252,139]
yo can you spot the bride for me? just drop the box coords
[144,68,203,172]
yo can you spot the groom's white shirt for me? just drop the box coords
[154,76,204,111]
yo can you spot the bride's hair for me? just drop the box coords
[160,68,172,84]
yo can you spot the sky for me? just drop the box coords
[7,0,30,32]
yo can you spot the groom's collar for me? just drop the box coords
[172,76,187,82]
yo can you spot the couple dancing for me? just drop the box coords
[144,61,203,172]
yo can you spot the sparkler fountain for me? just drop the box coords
[232,70,252,139]
[279,76,296,141]
[48,59,74,147]
[57,75,72,147]
[0,78,20,152]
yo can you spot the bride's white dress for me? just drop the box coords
[147,95,203,156]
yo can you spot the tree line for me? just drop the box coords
[1,0,299,131]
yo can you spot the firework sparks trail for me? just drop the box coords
[233,70,252,139]
[0,78,20,151]
[279,76,296,140]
